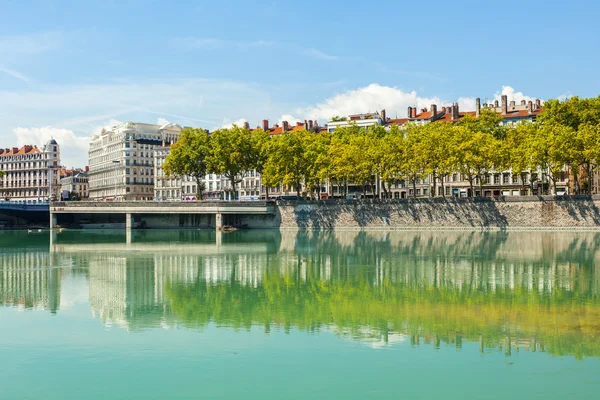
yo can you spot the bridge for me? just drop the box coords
[0,201,50,223]
[49,200,278,230]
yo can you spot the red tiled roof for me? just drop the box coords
[412,112,433,120]
[0,145,41,157]
[386,118,408,125]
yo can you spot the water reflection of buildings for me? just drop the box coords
[0,250,60,312]
[4,230,600,357]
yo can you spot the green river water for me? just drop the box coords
[1,229,599,399]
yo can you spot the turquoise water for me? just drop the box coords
[1,229,600,399]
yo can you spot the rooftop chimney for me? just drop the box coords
[304,119,308,130]
[535,99,541,108]
[309,120,313,130]
[430,104,437,120]
[527,100,533,112]
[282,121,289,131]
[452,102,459,120]
[501,95,508,114]
[521,100,526,105]
[243,121,250,129]
[12,147,18,153]
[381,109,386,122]
[407,106,413,119]
[85,166,89,172]
[262,119,269,130]
[494,99,499,108]
[509,100,516,107]
[476,98,481,117]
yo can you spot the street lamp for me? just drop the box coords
[112,160,120,200]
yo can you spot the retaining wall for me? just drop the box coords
[276,196,600,229]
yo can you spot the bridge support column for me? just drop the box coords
[50,213,57,230]
[126,213,133,230]
[215,213,223,229]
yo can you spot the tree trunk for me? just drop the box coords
[296,183,301,200]
[441,175,445,198]
[195,176,203,200]
[381,181,388,199]
[265,186,269,200]
[469,177,474,198]
[228,176,236,200]
[479,173,484,198]
[588,163,593,194]
[431,172,436,198]
[412,178,417,198]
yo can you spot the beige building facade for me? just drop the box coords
[88,122,182,201]
[0,139,61,203]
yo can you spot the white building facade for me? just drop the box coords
[88,122,182,201]
[0,139,61,203]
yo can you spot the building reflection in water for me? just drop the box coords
[1,229,599,358]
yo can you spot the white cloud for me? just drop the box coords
[91,119,123,136]
[299,83,441,121]
[13,126,91,167]
[157,117,170,126]
[289,84,540,122]
[220,118,248,129]
[278,114,301,126]
[557,91,572,102]
[494,85,538,103]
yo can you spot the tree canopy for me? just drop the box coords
[163,127,210,198]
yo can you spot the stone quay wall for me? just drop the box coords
[275,196,600,230]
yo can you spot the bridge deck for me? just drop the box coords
[50,200,276,215]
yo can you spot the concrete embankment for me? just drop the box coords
[276,196,600,230]
[17,196,600,230]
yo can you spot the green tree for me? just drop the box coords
[263,131,311,199]
[303,130,331,199]
[402,123,428,197]
[373,126,404,198]
[249,128,271,198]
[207,125,254,199]
[163,127,210,199]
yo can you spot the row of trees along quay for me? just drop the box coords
[163,96,600,199]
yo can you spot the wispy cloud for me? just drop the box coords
[178,37,276,50]
[305,48,338,61]
[0,32,63,56]
[175,36,340,62]
[0,65,31,82]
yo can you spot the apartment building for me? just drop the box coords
[385,95,569,197]
[0,139,61,203]
[60,171,89,200]
[88,122,182,200]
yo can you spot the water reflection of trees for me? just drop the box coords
[3,229,600,358]
[166,230,600,358]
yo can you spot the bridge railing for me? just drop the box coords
[51,200,276,208]
[0,200,50,208]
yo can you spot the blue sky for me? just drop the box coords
[1,0,599,166]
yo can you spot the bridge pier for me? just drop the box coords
[215,213,223,229]
[50,213,57,230]
[125,213,133,230]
